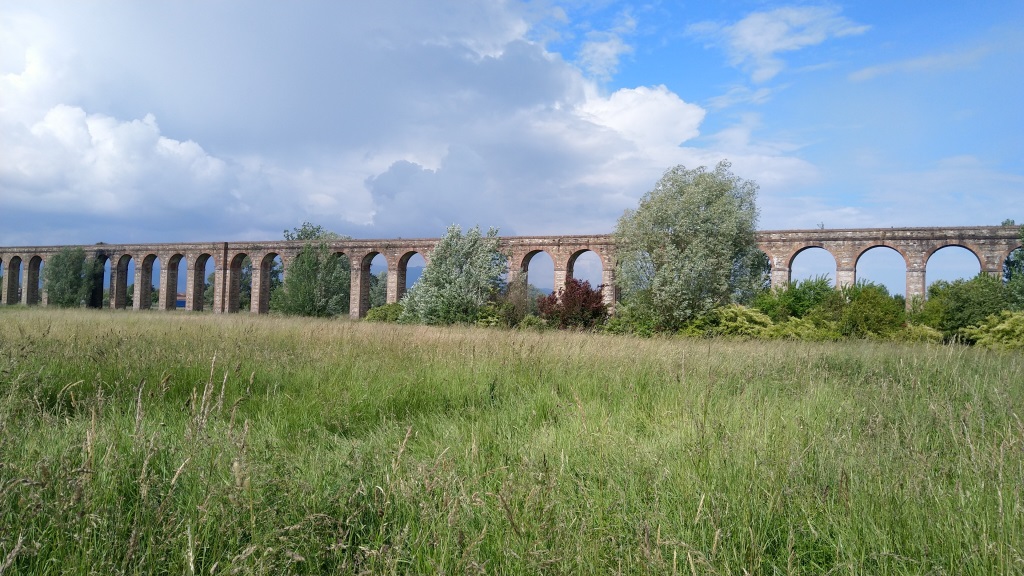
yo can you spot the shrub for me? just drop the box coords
[753,275,836,322]
[961,311,1024,350]
[912,274,1010,340]
[765,317,842,341]
[896,323,945,344]
[602,301,659,337]
[838,282,906,338]
[365,303,403,322]
[515,314,548,331]
[537,278,608,329]
[683,304,773,338]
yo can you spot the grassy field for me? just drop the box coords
[0,308,1021,574]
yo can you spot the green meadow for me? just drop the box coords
[0,308,1021,574]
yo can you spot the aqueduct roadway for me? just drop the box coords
[1,226,1020,317]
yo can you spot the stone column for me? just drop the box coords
[349,252,371,319]
[601,267,616,307]
[185,259,201,311]
[23,259,40,306]
[250,258,265,314]
[386,255,400,304]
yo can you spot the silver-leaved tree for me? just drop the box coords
[399,224,507,325]
[614,161,766,331]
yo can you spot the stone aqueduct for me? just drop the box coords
[1,226,1020,318]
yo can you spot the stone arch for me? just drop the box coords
[0,256,4,304]
[189,253,216,312]
[330,250,353,316]
[396,250,426,301]
[24,255,43,305]
[160,253,185,310]
[353,251,388,317]
[87,253,110,308]
[925,244,982,288]
[136,253,159,310]
[516,249,555,295]
[112,254,133,309]
[3,256,21,305]
[923,242,984,270]
[566,249,604,286]
[787,245,838,286]
[251,252,282,314]
[854,244,909,296]
[226,252,250,313]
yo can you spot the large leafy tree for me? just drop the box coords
[272,223,350,316]
[614,161,762,330]
[43,247,99,307]
[399,224,507,325]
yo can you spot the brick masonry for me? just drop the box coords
[1,226,1020,316]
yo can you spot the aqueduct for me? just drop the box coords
[1,226,1020,317]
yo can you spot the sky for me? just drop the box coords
[1,1,1022,294]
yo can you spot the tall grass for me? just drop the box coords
[0,308,1021,574]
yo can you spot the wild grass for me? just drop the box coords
[0,307,1021,574]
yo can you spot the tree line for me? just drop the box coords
[26,163,1024,349]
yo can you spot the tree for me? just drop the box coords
[43,247,99,307]
[614,161,760,331]
[399,224,507,325]
[271,243,350,317]
[913,274,1010,340]
[272,223,350,316]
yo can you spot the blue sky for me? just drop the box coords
[1,1,1021,294]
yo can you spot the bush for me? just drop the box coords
[682,304,773,338]
[515,314,548,331]
[602,301,659,337]
[365,303,403,322]
[838,282,906,338]
[911,274,1010,340]
[765,317,842,341]
[895,323,945,344]
[753,275,836,322]
[537,278,608,329]
[961,311,1024,350]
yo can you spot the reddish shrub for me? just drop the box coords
[537,278,608,329]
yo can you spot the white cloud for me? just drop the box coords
[690,6,868,83]
[0,2,825,246]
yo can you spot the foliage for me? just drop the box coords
[753,275,838,322]
[911,274,1010,341]
[43,247,99,308]
[536,277,607,329]
[961,310,1024,350]
[765,316,842,341]
[364,302,404,322]
[399,224,507,325]
[515,313,548,331]
[283,221,343,241]
[683,304,773,338]
[837,282,906,338]
[614,161,761,331]
[602,299,660,337]
[368,270,388,310]
[271,243,350,317]
[897,323,945,344]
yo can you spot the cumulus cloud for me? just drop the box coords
[690,6,868,83]
[0,1,823,246]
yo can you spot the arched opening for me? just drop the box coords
[3,257,22,305]
[789,247,837,286]
[397,251,426,300]
[227,253,251,313]
[0,258,5,303]
[159,254,186,310]
[368,253,388,309]
[137,254,159,310]
[926,246,981,288]
[523,250,555,295]
[26,256,43,306]
[855,246,908,296]
[113,255,134,309]
[195,254,216,312]
[252,253,283,314]
[88,254,109,309]
[567,250,603,287]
